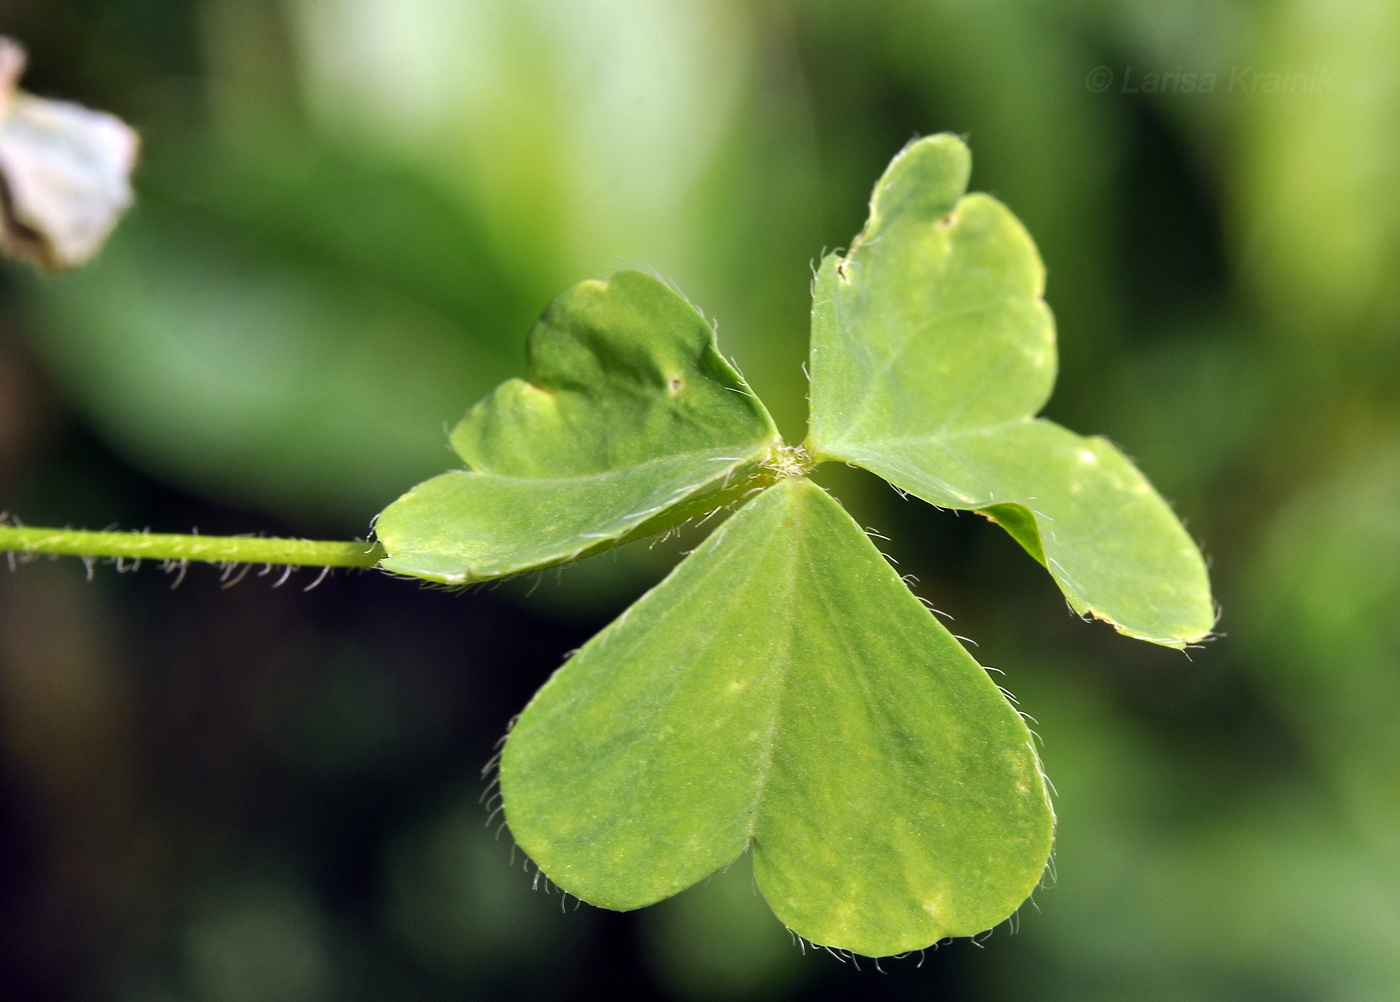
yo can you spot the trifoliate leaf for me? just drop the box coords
[375,271,780,583]
[807,134,1212,646]
[501,476,1053,957]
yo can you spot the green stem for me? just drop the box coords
[0,524,385,568]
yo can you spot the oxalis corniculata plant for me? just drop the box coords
[2,134,1214,959]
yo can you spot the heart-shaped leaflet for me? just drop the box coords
[808,135,1213,647]
[501,476,1054,958]
[375,270,781,583]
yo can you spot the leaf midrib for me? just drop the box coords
[744,485,808,850]
[816,419,1044,505]
[468,441,774,487]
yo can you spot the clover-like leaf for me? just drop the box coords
[808,134,1213,646]
[375,271,780,583]
[501,476,1053,958]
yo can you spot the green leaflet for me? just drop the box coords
[501,478,1054,958]
[808,135,1213,646]
[375,271,780,583]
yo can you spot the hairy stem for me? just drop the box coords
[0,525,385,568]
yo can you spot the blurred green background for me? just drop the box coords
[2,0,1398,999]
